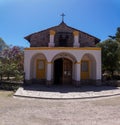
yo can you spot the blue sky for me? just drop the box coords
[0,0,120,47]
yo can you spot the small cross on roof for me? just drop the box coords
[60,13,65,22]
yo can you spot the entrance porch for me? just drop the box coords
[24,47,101,85]
[54,58,72,85]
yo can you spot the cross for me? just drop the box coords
[61,13,65,22]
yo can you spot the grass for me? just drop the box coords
[0,90,14,97]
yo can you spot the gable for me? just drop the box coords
[25,22,100,47]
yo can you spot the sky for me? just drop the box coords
[0,0,120,47]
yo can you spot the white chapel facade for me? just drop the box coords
[24,20,101,85]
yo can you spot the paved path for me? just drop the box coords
[14,84,120,99]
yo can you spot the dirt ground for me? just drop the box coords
[0,91,120,125]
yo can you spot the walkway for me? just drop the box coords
[14,84,120,99]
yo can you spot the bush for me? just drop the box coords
[113,75,120,80]
[0,82,22,91]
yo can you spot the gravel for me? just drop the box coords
[0,91,120,125]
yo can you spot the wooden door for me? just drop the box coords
[36,59,45,79]
[81,60,90,80]
[63,59,72,83]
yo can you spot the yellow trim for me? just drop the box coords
[50,30,55,35]
[25,47,101,51]
[47,62,53,64]
[75,62,81,64]
[73,31,79,36]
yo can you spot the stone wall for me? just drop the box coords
[25,22,99,47]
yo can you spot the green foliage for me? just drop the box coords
[97,27,120,77]
[4,63,19,80]
[0,82,21,91]
[97,39,119,74]
[116,27,120,43]
[0,46,24,81]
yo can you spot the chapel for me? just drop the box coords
[24,16,101,85]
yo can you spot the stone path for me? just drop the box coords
[14,84,120,99]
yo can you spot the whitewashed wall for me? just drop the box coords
[24,48,101,81]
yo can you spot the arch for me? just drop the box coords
[52,52,77,84]
[54,58,73,84]
[30,53,47,79]
[81,53,96,80]
[52,52,77,63]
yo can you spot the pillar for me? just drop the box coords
[24,50,32,84]
[46,62,53,85]
[73,31,80,47]
[48,30,55,47]
[74,62,81,86]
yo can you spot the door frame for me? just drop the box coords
[36,59,46,79]
[81,60,90,80]
[62,58,72,84]
[53,58,72,84]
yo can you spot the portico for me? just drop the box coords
[24,47,101,85]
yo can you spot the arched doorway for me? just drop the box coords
[81,60,90,80]
[81,54,96,80]
[36,59,46,79]
[30,53,47,80]
[54,58,72,84]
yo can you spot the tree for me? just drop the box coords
[0,46,24,80]
[97,39,120,77]
[115,27,120,43]
[0,38,8,51]
[0,61,4,80]
[97,27,120,78]
[109,27,120,43]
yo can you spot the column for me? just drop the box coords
[74,62,81,85]
[73,31,80,47]
[96,57,102,80]
[48,30,55,47]
[24,50,32,84]
[46,62,52,85]
[96,53,102,85]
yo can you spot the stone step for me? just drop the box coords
[14,86,120,99]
